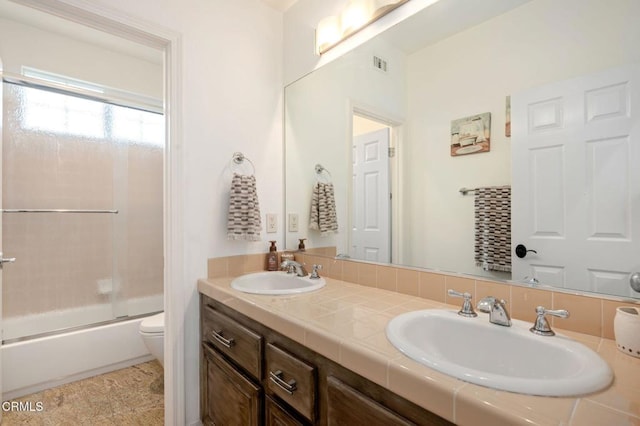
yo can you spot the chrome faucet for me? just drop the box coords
[280,260,308,277]
[309,264,322,279]
[529,306,569,336]
[447,289,477,317]
[477,297,511,327]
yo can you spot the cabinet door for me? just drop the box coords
[327,376,414,426]
[265,397,305,426]
[202,344,262,426]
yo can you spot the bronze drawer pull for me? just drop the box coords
[269,370,297,395]
[211,330,235,348]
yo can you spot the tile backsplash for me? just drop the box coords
[207,251,640,340]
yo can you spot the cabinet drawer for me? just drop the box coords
[202,305,262,380]
[265,343,316,422]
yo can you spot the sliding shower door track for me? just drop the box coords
[1,310,163,345]
[1,209,118,214]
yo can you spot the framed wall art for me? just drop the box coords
[505,96,511,137]
[450,112,491,156]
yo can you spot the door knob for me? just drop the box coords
[631,273,640,293]
[515,244,537,259]
[0,252,16,265]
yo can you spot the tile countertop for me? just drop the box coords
[198,276,640,426]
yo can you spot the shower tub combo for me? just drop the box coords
[1,78,165,399]
[2,298,161,400]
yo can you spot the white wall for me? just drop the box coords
[0,17,162,98]
[284,35,406,253]
[45,1,283,424]
[353,115,388,136]
[403,0,640,277]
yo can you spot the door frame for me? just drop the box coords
[10,0,185,422]
[348,101,403,264]
[0,56,4,425]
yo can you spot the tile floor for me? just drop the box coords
[1,361,163,425]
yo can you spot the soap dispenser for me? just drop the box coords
[267,241,279,271]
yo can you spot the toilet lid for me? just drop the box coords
[140,312,164,333]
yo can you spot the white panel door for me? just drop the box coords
[351,128,390,262]
[512,65,640,297]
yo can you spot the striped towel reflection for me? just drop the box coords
[309,182,338,236]
[227,173,262,241]
[474,186,511,272]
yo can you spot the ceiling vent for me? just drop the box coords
[373,55,388,73]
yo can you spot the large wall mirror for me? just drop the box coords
[285,0,640,299]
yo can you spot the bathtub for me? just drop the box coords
[1,295,162,400]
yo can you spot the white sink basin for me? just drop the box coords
[231,271,326,295]
[386,309,613,396]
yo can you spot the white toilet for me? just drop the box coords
[139,312,164,367]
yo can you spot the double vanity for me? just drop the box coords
[199,269,639,425]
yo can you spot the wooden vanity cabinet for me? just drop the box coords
[200,295,453,426]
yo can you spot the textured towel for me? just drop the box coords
[227,173,262,241]
[474,186,511,272]
[309,182,338,236]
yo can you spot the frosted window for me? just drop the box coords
[18,86,164,147]
[111,107,164,146]
[22,87,105,138]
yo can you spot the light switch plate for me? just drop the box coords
[266,214,277,233]
[288,213,299,232]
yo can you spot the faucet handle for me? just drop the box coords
[530,306,570,336]
[310,264,322,279]
[448,289,477,317]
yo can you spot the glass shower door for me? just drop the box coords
[2,82,118,340]
[2,79,163,341]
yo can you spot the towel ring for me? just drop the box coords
[459,187,476,195]
[231,152,256,175]
[315,164,332,182]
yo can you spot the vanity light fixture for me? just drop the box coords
[340,0,376,37]
[316,15,341,54]
[315,0,410,55]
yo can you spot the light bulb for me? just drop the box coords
[340,0,375,36]
[316,15,340,54]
